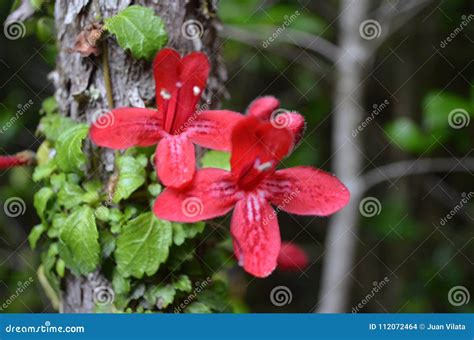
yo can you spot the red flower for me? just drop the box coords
[277,242,309,272]
[90,48,241,188]
[0,151,35,169]
[154,116,350,277]
[246,96,306,147]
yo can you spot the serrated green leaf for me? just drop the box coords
[172,222,205,246]
[144,285,176,309]
[59,206,100,275]
[28,224,46,249]
[113,155,147,203]
[185,302,212,313]
[57,182,86,209]
[147,183,162,196]
[41,96,57,115]
[112,268,131,295]
[34,187,54,220]
[200,151,231,170]
[105,5,167,60]
[38,115,75,141]
[174,275,192,293]
[33,163,57,182]
[55,123,89,172]
[115,212,172,278]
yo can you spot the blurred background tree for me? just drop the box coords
[0,0,472,313]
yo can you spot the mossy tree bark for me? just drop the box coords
[53,0,225,313]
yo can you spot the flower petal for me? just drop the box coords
[285,112,306,147]
[187,110,243,151]
[246,96,280,120]
[89,107,163,149]
[231,194,280,278]
[277,242,309,272]
[153,48,210,134]
[155,134,196,188]
[263,166,350,216]
[230,116,293,189]
[153,168,237,222]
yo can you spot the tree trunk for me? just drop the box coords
[316,0,370,313]
[53,0,225,313]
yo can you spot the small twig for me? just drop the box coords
[222,24,339,62]
[361,158,474,193]
[102,41,114,110]
[5,0,35,24]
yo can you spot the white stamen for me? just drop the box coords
[160,89,171,100]
[254,158,273,171]
[176,81,183,88]
[193,86,201,96]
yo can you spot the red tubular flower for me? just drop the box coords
[0,151,35,169]
[246,96,306,147]
[277,242,309,272]
[154,116,350,278]
[90,48,242,188]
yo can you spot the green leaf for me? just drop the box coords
[105,5,168,60]
[185,302,212,313]
[145,285,176,309]
[57,182,86,209]
[55,124,89,172]
[34,187,54,220]
[385,118,432,153]
[59,206,100,275]
[38,115,75,141]
[172,222,205,246]
[423,92,471,130]
[36,17,55,42]
[112,268,131,295]
[115,212,172,278]
[113,155,147,203]
[174,275,192,293]
[200,151,231,170]
[33,163,57,182]
[28,224,46,249]
[40,96,58,115]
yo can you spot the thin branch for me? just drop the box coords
[370,0,434,52]
[5,0,35,24]
[361,158,474,193]
[222,24,339,62]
